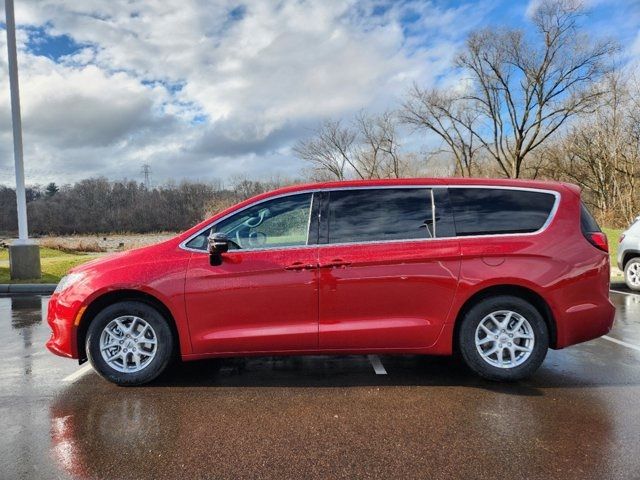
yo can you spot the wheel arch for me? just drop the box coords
[452,284,557,350]
[622,250,640,270]
[76,289,179,362]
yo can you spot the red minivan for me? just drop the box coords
[46,178,615,385]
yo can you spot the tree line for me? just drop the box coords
[0,178,288,235]
[294,0,638,227]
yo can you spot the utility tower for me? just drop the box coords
[141,164,152,188]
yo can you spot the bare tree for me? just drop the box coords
[293,121,357,180]
[401,87,480,176]
[404,0,617,178]
[294,111,411,180]
[540,72,640,225]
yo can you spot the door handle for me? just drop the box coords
[284,262,316,271]
[320,259,352,269]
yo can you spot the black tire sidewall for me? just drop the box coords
[625,259,640,292]
[459,295,549,381]
[86,301,174,386]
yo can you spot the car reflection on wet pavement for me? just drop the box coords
[1,289,640,480]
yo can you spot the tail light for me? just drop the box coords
[619,234,625,243]
[586,232,608,252]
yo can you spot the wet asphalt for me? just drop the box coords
[1,287,640,480]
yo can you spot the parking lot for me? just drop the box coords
[1,287,639,479]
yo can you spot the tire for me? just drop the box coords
[624,258,640,292]
[458,295,549,382]
[86,301,174,386]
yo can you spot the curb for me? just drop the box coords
[0,283,57,294]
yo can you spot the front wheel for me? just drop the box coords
[624,258,640,291]
[458,295,549,381]
[86,301,174,386]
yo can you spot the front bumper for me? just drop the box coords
[46,293,79,359]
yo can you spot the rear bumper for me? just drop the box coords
[555,298,616,349]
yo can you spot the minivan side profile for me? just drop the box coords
[46,178,615,385]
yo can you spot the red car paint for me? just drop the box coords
[46,178,615,362]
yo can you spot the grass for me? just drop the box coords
[0,247,104,284]
[602,227,622,276]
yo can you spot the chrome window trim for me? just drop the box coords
[179,184,561,253]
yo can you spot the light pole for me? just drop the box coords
[5,0,41,280]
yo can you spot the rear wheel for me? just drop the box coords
[624,258,640,291]
[86,301,174,386]
[458,295,549,381]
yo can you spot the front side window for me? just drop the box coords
[185,193,313,250]
[449,188,556,236]
[327,188,433,244]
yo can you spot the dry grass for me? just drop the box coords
[39,238,107,253]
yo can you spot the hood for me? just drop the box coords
[69,238,179,274]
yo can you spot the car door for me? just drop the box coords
[317,187,460,350]
[184,192,320,355]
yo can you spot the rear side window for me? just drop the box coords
[449,188,556,236]
[580,202,601,233]
[327,188,432,244]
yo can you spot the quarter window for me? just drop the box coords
[327,188,433,244]
[449,188,556,236]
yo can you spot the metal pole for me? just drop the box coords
[5,0,29,243]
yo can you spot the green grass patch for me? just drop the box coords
[0,247,104,284]
[602,227,622,275]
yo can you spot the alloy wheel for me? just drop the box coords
[99,315,158,373]
[627,262,640,287]
[475,310,535,369]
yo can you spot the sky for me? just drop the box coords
[0,0,639,187]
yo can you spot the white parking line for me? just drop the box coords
[62,363,93,382]
[602,335,640,353]
[368,355,387,375]
[610,289,638,297]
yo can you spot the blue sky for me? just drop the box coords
[0,0,638,186]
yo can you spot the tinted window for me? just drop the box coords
[432,188,456,238]
[580,202,601,233]
[449,188,555,236]
[327,188,432,244]
[185,193,312,250]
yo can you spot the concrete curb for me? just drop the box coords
[0,283,57,294]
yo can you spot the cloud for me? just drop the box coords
[0,0,478,185]
[0,0,633,186]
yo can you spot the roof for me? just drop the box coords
[267,177,573,195]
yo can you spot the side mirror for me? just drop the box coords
[208,232,230,266]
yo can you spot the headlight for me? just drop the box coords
[54,273,85,294]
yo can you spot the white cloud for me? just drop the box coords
[0,1,485,185]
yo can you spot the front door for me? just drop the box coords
[184,192,320,354]
[318,187,460,350]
